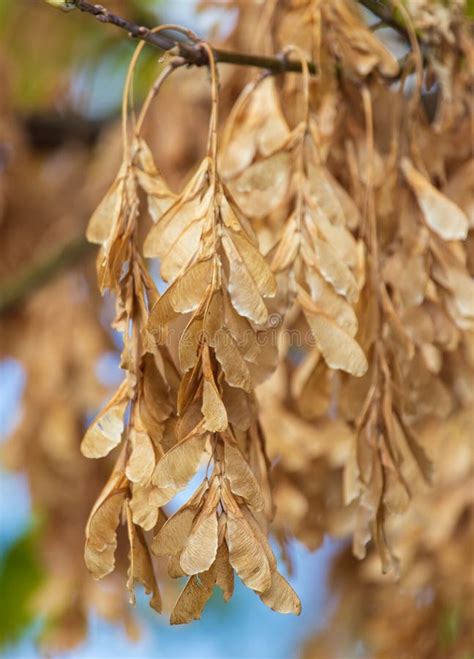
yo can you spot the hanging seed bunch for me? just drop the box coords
[221,58,367,378]
[78,0,473,627]
[145,44,300,622]
[81,33,301,623]
[79,32,188,615]
[302,408,474,659]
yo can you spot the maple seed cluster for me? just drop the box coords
[81,41,303,623]
[78,1,474,628]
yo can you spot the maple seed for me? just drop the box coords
[72,0,473,635]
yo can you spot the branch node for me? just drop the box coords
[275,51,290,73]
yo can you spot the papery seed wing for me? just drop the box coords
[228,151,292,218]
[148,259,212,333]
[170,573,214,625]
[126,504,162,613]
[223,486,272,593]
[222,231,274,325]
[302,309,367,376]
[214,328,253,392]
[85,456,127,579]
[86,165,126,244]
[151,431,209,503]
[260,572,301,615]
[125,428,155,485]
[180,479,220,574]
[202,343,228,432]
[224,441,265,512]
[81,382,128,458]
[402,158,468,240]
[211,539,234,601]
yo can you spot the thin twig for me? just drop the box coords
[73,1,317,75]
[57,1,420,79]
[357,0,411,41]
[7,0,422,316]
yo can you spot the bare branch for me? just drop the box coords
[9,0,425,316]
[73,1,318,75]
[358,0,411,41]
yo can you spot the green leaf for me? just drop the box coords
[0,525,45,647]
[439,604,461,650]
[466,0,474,20]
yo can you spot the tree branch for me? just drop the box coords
[358,0,410,37]
[0,236,92,315]
[8,0,422,316]
[51,1,421,79]
[72,1,318,75]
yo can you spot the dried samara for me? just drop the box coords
[81,42,301,624]
[76,0,473,633]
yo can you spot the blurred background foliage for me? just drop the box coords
[0,523,44,647]
[0,0,163,116]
